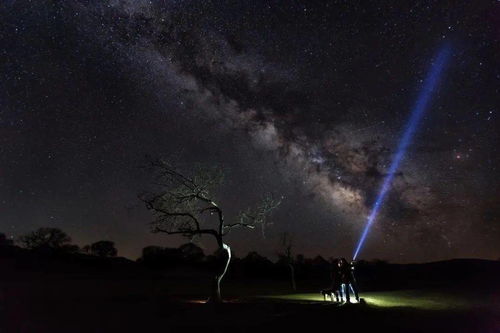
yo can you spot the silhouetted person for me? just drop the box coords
[337,258,348,302]
[348,260,360,302]
[321,258,345,302]
[331,259,343,302]
[338,258,360,303]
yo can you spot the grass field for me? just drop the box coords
[2,254,499,332]
[259,289,475,310]
[3,278,500,332]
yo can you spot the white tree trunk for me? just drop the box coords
[209,243,231,303]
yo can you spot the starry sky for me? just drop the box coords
[1,0,499,262]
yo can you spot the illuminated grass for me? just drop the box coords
[260,290,471,310]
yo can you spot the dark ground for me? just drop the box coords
[3,288,499,333]
[1,247,499,333]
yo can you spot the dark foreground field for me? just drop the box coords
[3,286,500,333]
[1,247,499,332]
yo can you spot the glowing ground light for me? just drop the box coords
[352,44,452,260]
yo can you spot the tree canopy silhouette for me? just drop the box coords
[140,158,281,302]
[90,240,118,257]
[18,227,71,250]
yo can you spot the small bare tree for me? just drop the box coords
[278,232,296,291]
[141,159,281,303]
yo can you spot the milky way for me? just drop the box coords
[1,0,498,261]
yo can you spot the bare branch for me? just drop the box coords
[140,158,283,303]
[142,159,281,247]
[224,222,256,229]
[229,193,282,237]
[141,159,226,246]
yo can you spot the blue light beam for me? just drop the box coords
[352,44,452,260]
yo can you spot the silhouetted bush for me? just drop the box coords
[238,251,275,278]
[81,245,91,254]
[18,228,71,250]
[138,245,183,268]
[61,244,81,254]
[89,240,118,257]
[0,233,14,246]
[178,243,204,263]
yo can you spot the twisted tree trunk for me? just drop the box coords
[208,242,231,303]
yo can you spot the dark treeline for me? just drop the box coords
[7,228,118,257]
[1,229,342,285]
[2,229,500,293]
[135,243,500,291]
[139,243,337,285]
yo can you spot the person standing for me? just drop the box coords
[348,260,360,302]
[338,258,360,303]
[331,258,343,302]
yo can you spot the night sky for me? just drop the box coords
[1,0,499,262]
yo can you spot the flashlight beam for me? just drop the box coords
[352,44,452,260]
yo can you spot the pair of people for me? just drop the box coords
[331,258,360,303]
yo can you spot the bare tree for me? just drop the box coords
[141,159,281,303]
[278,232,296,291]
